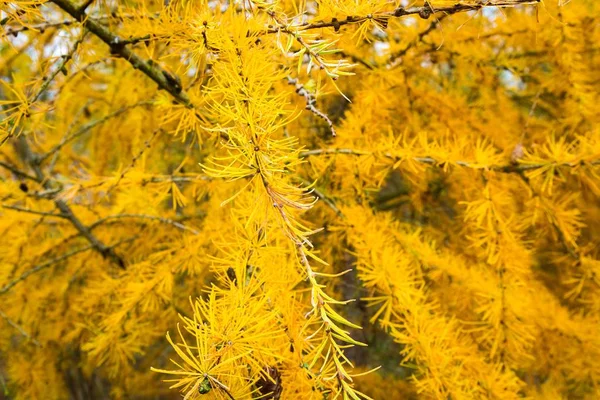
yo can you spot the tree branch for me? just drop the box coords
[0,161,38,181]
[288,77,336,137]
[39,101,154,163]
[0,244,94,295]
[30,32,87,104]
[50,0,195,110]
[265,0,540,33]
[89,213,200,235]
[295,176,343,218]
[0,309,41,347]
[103,127,162,197]
[15,136,126,268]
[299,148,600,173]
[0,236,133,296]
[386,14,448,68]
[2,204,67,218]
[1,14,133,36]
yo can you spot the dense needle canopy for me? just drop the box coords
[1,0,600,399]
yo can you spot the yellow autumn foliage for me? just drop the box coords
[1,0,599,399]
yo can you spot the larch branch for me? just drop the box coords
[50,0,195,110]
[296,176,343,218]
[0,236,133,296]
[299,148,600,173]
[39,101,154,163]
[0,309,41,347]
[0,160,38,181]
[0,244,95,295]
[2,204,67,218]
[386,14,448,68]
[1,14,130,36]
[288,77,336,137]
[15,136,126,268]
[30,32,87,104]
[266,0,540,33]
[89,213,200,235]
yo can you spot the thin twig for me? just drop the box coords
[30,31,88,104]
[0,244,94,295]
[0,370,7,396]
[1,14,141,36]
[299,148,600,173]
[294,176,343,218]
[16,136,126,268]
[0,237,134,296]
[39,101,154,163]
[88,213,200,235]
[119,34,152,45]
[265,1,540,34]
[337,50,374,70]
[0,161,38,181]
[515,172,581,260]
[0,309,41,347]
[2,204,67,218]
[144,175,213,184]
[103,128,162,197]
[287,77,336,137]
[47,100,92,173]
[27,188,63,199]
[386,14,448,68]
